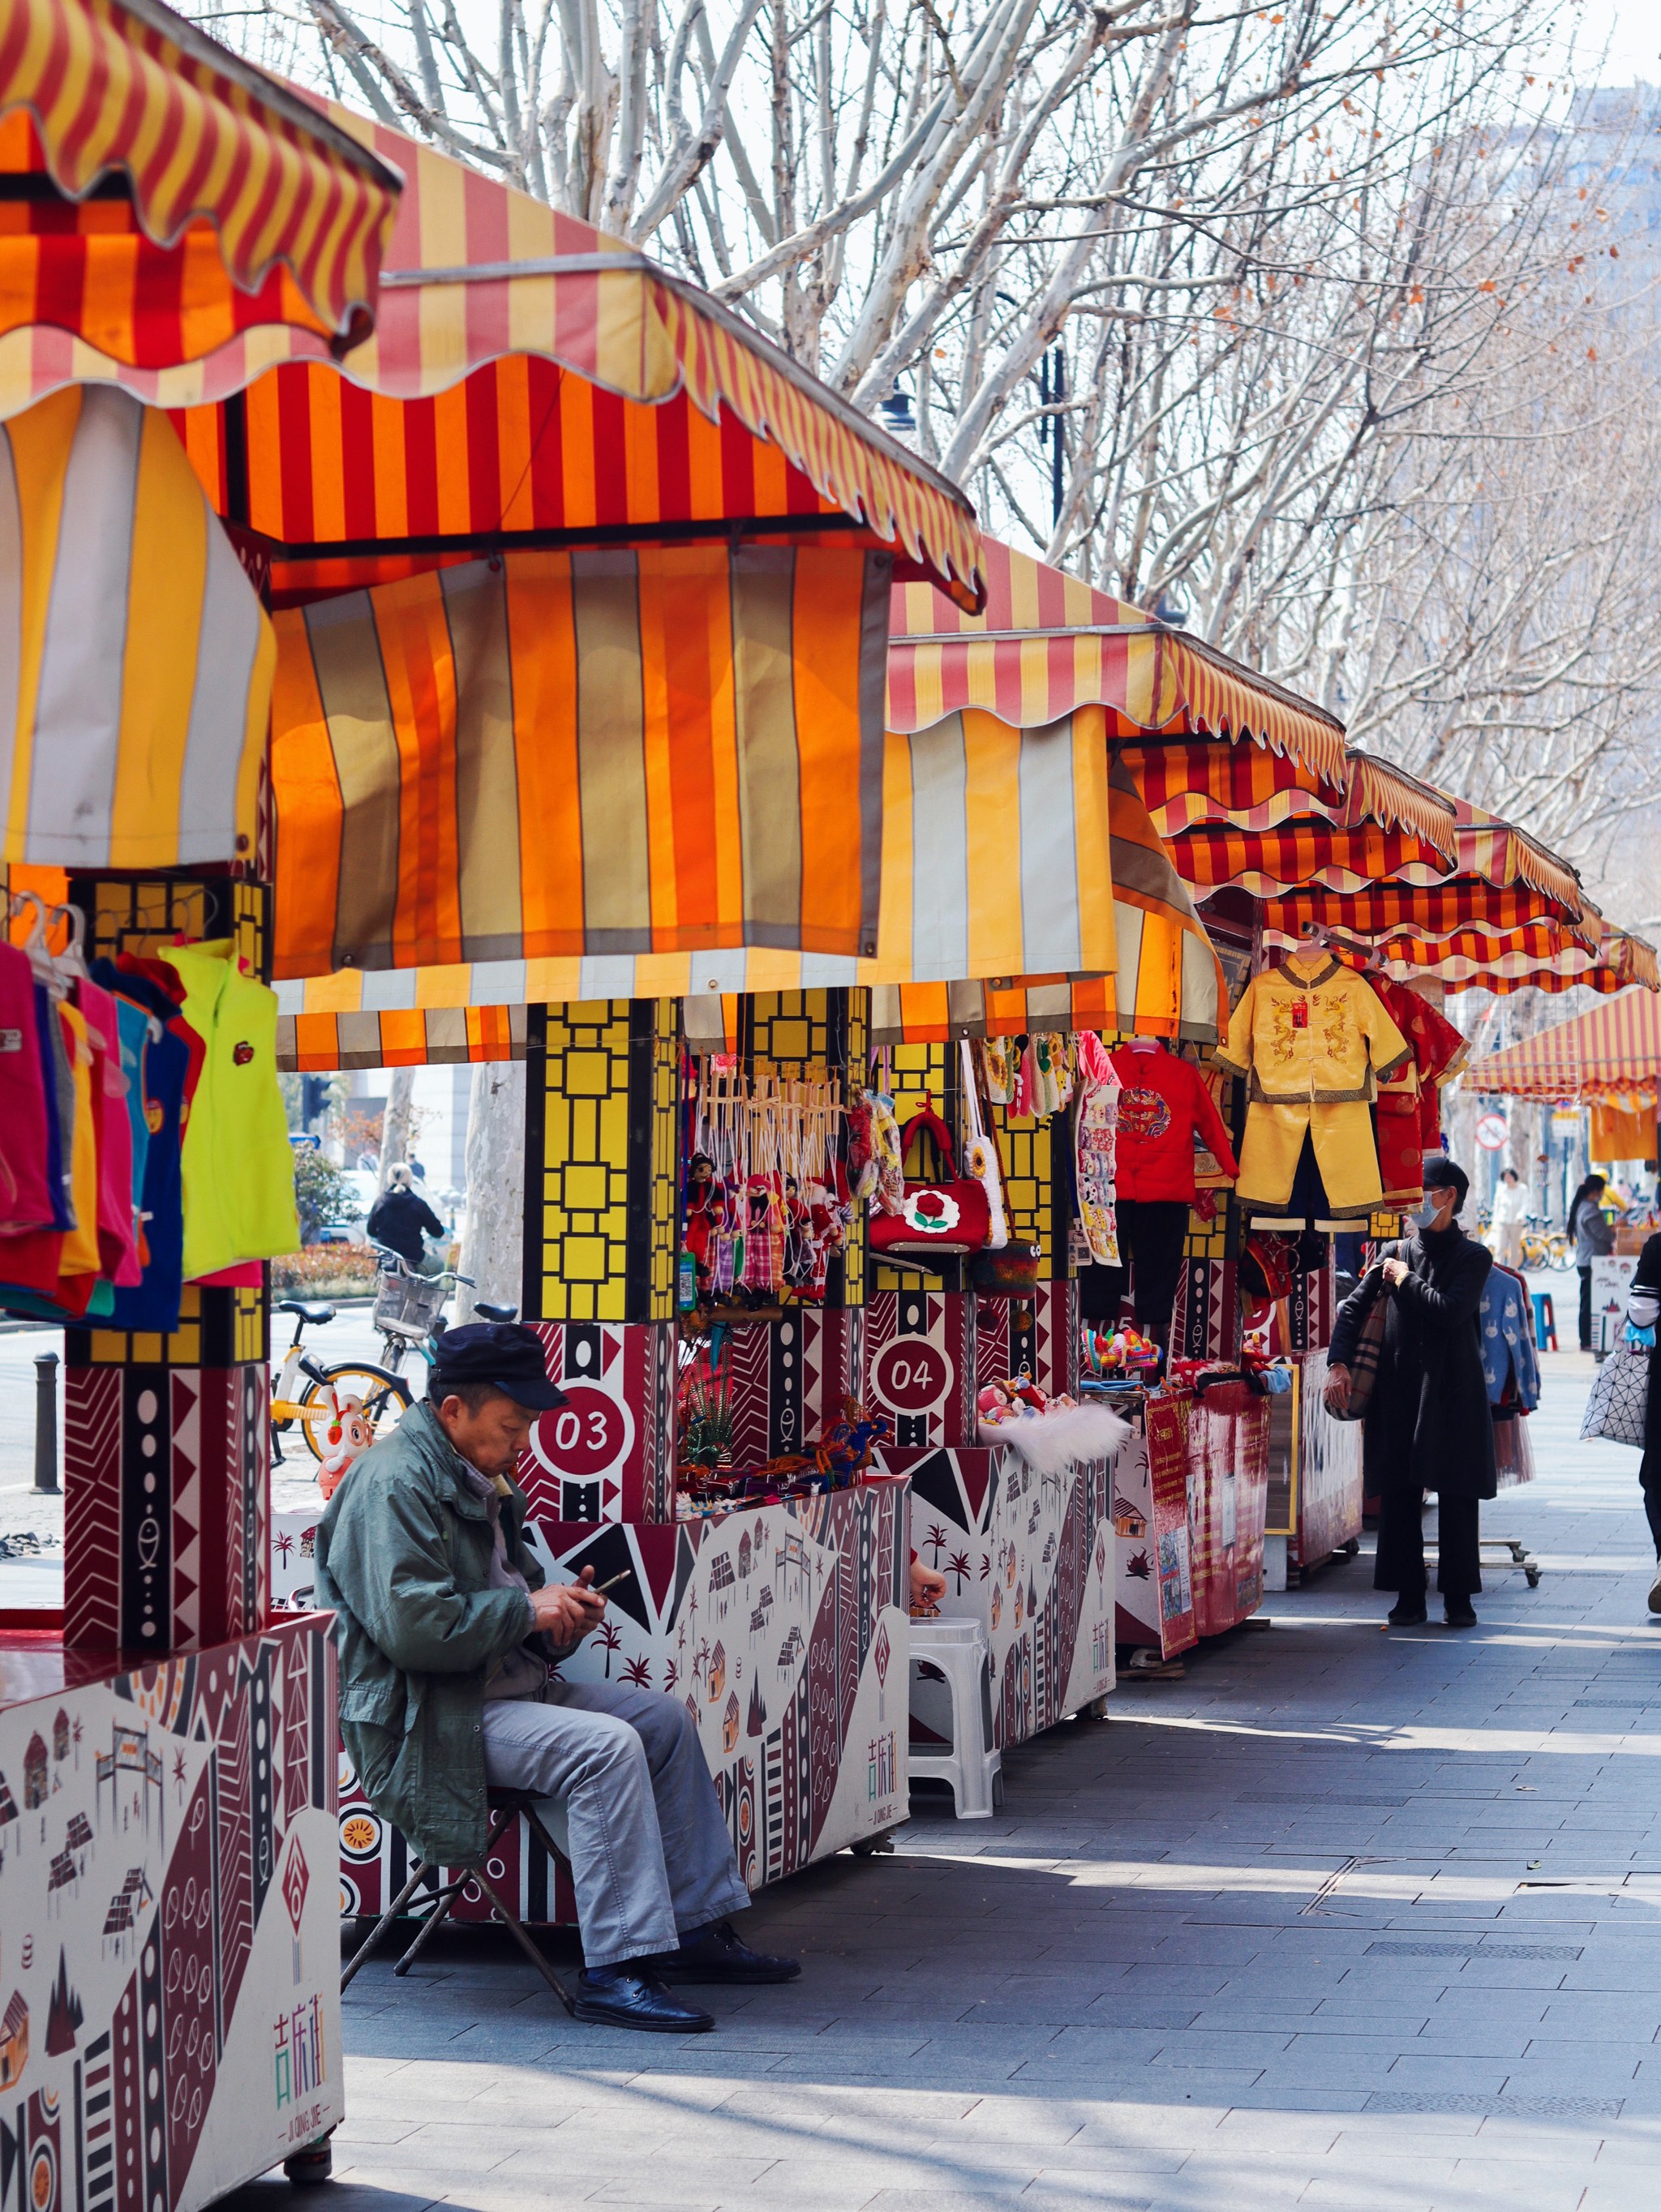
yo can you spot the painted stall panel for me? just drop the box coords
[882,1444,1114,1747]
[329,1480,910,1925]
[0,1622,341,2212]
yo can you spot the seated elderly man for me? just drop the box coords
[315,1321,798,2033]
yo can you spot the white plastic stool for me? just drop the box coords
[908,1618,1001,1818]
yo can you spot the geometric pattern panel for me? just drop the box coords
[871,1038,959,1296]
[725,1309,861,1468]
[332,1481,911,1925]
[973,1281,1078,1398]
[513,1321,676,1525]
[75,1280,270,1374]
[863,1288,975,1449]
[522,999,680,1324]
[62,1364,267,1652]
[0,1619,338,2212]
[989,1100,1071,1280]
[881,1440,1114,1747]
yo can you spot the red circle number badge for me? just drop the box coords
[871,1337,951,1413]
[531,1384,632,1477]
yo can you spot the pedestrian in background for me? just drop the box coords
[1491,1167,1529,1270]
[1569,1172,1613,1352]
[1325,1155,1496,1629]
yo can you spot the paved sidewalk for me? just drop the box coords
[211,1344,1661,2211]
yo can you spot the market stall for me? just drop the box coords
[0,2,403,2201]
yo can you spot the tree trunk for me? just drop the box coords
[377,1068,417,1194]
[455,1061,526,1322]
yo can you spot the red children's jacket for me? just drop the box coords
[1109,1043,1239,1203]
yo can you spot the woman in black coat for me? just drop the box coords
[1625,1232,1661,1615]
[1327,1155,1496,1629]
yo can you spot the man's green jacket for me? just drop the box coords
[315,1401,545,1866]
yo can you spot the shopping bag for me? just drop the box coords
[1325,1286,1388,1421]
[1580,1343,1650,1449]
[868,1095,990,1258]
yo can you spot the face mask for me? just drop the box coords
[1413,1192,1449,1231]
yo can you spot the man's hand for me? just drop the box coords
[529,1567,606,1647]
[910,1559,946,1617]
[1380,1258,1408,1288]
[1324,1361,1352,1413]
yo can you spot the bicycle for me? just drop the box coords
[269,1247,519,1464]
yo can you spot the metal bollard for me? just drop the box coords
[32,1349,59,1494]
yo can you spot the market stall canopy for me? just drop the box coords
[1466,987,1661,1102]
[271,545,891,974]
[273,700,1125,1045]
[272,731,1226,1062]
[885,534,1346,788]
[0,0,402,385]
[1131,744,1454,850]
[1374,916,1659,997]
[166,105,981,609]
[2,384,271,866]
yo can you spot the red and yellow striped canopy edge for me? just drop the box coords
[0,0,400,355]
[1467,988,1661,1101]
[886,536,1344,783]
[7,96,979,606]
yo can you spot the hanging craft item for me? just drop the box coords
[684,1060,847,1310]
[868,1095,990,1258]
[1073,1031,1122,1267]
[960,1041,1011,1252]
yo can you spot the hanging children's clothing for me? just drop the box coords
[1213,950,1410,1221]
[1368,974,1470,1205]
[1108,1039,1238,1202]
[160,940,298,1280]
[1481,1263,1540,1412]
[0,941,58,1236]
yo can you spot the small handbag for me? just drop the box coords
[1581,1341,1650,1449]
[868,1095,990,1258]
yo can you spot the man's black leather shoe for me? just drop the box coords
[1444,1599,1478,1628]
[652,1919,802,1984]
[573,1966,715,2032]
[1387,1600,1428,1627]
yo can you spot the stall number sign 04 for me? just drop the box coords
[871,1338,951,1413]
[1476,1112,1509,1152]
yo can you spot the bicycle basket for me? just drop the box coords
[373,1270,445,1338]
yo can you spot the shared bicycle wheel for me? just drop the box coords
[294,1364,414,1462]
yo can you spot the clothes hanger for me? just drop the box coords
[7,891,59,993]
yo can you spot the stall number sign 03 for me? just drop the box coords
[871,1338,951,1413]
[534,1386,629,1477]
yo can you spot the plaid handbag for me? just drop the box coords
[1581,1343,1651,1450]
[1327,1285,1388,1421]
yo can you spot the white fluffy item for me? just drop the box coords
[977,1401,1131,1474]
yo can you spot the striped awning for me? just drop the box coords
[1453,800,1584,916]
[1258,881,1577,942]
[1108,756,1223,1044]
[273,697,1114,981]
[270,545,891,977]
[2,384,271,865]
[1466,988,1661,1101]
[70,105,985,607]
[272,714,1230,1060]
[0,0,401,361]
[1169,820,1453,897]
[885,536,1344,782]
[1129,743,1452,851]
[1375,920,1658,997]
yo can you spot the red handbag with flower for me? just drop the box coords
[866,1095,990,1258]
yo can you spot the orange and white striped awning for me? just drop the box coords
[1371,919,1657,997]
[1466,988,1661,1101]
[61,104,984,607]
[271,545,894,976]
[885,536,1343,781]
[272,718,1228,1061]
[0,0,401,367]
